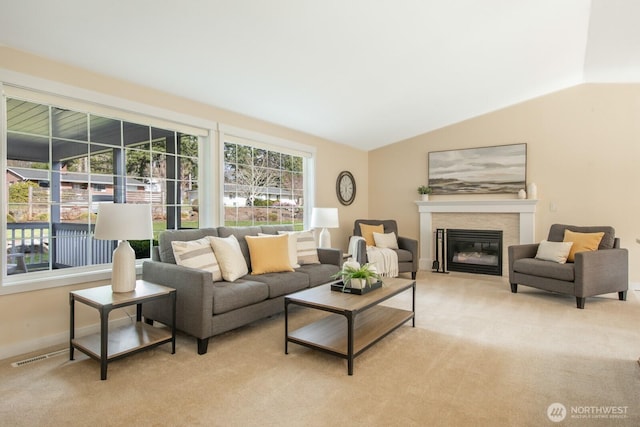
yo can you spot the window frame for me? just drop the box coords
[0,75,316,296]
[0,74,216,295]
[218,124,316,229]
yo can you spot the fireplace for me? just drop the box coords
[446,229,503,276]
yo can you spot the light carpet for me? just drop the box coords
[1,272,639,426]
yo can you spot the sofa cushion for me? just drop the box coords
[547,224,615,249]
[513,258,575,282]
[278,230,319,265]
[259,225,294,235]
[260,232,300,268]
[296,263,341,287]
[158,228,218,264]
[209,235,249,282]
[563,230,604,262]
[373,232,399,249]
[216,226,262,266]
[534,240,573,264]
[394,248,413,263]
[212,279,269,314]
[359,223,384,246]
[171,237,223,281]
[246,234,294,274]
[247,271,310,298]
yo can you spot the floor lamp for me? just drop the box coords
[94,203,153,293]
[311,207,339,248]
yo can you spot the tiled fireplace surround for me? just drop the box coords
[415,200,537,276]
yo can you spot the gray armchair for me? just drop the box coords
[508,224,628,309]
[353,219,418,279]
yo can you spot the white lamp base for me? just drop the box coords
[111,240,137,293]
[318,227,332,248]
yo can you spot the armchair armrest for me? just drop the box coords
[355,238,367,265]
[397,235,418,270]
[317,248,341,266]
[142,260,216,339]
[508,243,539,283]
[574,248,629,297]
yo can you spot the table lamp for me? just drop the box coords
[94,203,153,293]
[311,207,339,248]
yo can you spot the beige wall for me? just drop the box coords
[3,46,639,359]
[369,84,640,283]
[0,47,368,358]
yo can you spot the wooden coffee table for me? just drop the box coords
[284,277,415,375]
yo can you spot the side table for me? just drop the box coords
[69,280,176,380]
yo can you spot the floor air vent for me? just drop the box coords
[11,348,68,368]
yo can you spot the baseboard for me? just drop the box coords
[0,316,133,361]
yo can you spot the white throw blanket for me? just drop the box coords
[366,246,399,277]
[347,236,399,277]
[347,236,365,261]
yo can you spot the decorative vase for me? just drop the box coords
[527,183,537,199]
[518,189,526,199]
[349,278,367,289]
[420,194,429,201]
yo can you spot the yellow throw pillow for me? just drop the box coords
[245,234,295,275]
[359,223,384,247]
[563,230,604,262]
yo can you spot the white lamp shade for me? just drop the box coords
[94,203,153,293]
[94,203,153,241]
[310,208,339,229]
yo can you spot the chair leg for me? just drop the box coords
[197,338,209,355]
[576,297,585,309]
[619,291,627,301]
[510,283,518,293]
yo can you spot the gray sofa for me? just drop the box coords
[142,225,341,354]
[508,224,628,309]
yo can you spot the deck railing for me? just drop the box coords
[6,222,115,274]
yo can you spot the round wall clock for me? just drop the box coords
[336,170,356,206]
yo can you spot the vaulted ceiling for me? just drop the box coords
[1,0,639,151]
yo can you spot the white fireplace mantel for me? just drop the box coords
[415,199,537,271]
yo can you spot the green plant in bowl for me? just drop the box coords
[332,261,381,290]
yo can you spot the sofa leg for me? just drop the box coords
[576,297,585,309]
[619,291,627,301]
[411,272,416,280]
[510,283,518,293]
[197,338,209,355]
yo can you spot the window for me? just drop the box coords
[3,95,202,280]
[223,136,307,230]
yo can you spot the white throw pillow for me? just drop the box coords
[171,237,223,282]
[259,232,300,268]
[373,231,399,249]
[535,240,573,264]
[208,235,249,281]
[278,230,320,264]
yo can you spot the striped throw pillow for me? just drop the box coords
[279,230,319,265]
[171,237,223,281]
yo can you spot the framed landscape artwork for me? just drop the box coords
[428,143,526,194]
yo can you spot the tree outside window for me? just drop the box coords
[223,142,303,229]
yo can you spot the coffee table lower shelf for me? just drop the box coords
[287,306,413,368]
